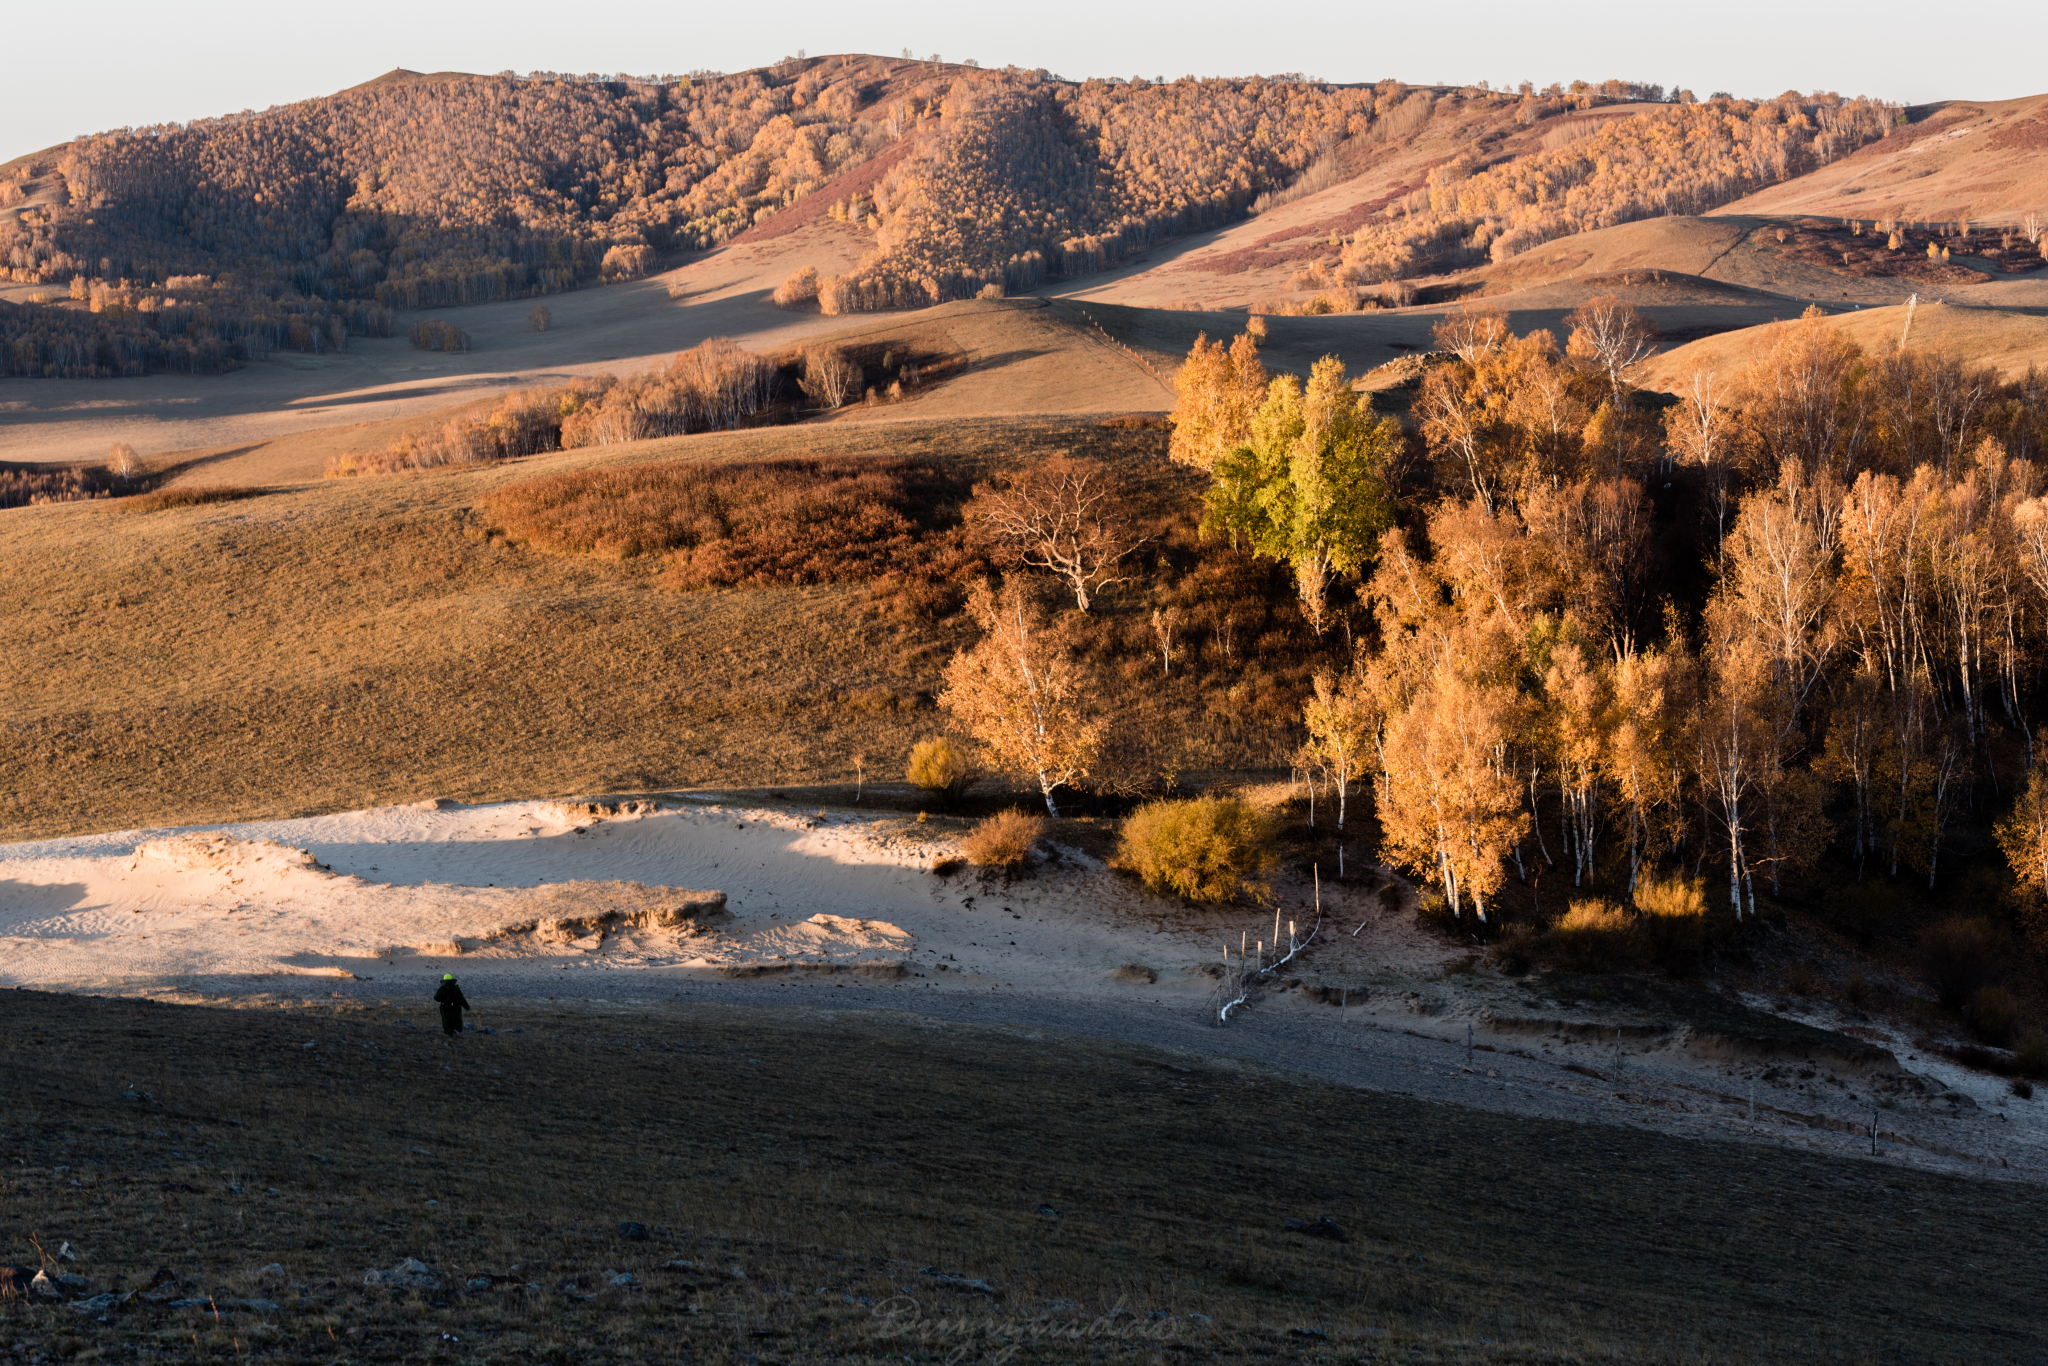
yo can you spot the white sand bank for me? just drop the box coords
[0,797,1175,995]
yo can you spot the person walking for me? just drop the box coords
[433,973,471,1038]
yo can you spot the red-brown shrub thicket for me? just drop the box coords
[486,456,984,595]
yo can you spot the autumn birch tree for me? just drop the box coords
[1203,356,1399,632]
[1302,669,1374,833]
[940,581,1102,817]
[1169,330,1269,470]
[1378,669,1527,921]
[1610,643,1693,896]
[967,455,1147,611]
[1544,640,1613,887]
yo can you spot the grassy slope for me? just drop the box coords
[3,989,2041,1364]
[1640,300,2048,390]
[1717,94,2048,224]
[0,415,1311,841]
[8,299,1170,490]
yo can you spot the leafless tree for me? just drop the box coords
[798,346,858,409]
[1152,606,1180,675]
[106,441,143,482]
[1566,294,1658,408]
[1431,307,1510,365]
[967,455,1148,611]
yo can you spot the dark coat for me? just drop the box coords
[433,981,471,1012]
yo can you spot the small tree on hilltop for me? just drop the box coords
[940,580,1102,817]
[1203,355,1400,633]
[966,455,1147,611]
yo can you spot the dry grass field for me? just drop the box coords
[1640,299,2048,389]
[1719,93,2048,226]
[0,414,1334,843]
[4,989,2043,1364]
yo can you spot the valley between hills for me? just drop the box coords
[5,57,2048,1363]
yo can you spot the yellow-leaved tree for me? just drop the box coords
[1376,668,1528,921]
[940,581,1103,817]
[1609,643,1695,896]
[1996,744,2048,948]
[1543,638,1615,889]
[1168,330,1269,471]
[1302,668,1375,833]
[1201,355,1401,633]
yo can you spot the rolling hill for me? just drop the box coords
[7,64,2048,490]
[1719,93,2048,225]
[1,64,1911,378]
[1640,296,2048,389]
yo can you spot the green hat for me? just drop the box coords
[442,973,455,980]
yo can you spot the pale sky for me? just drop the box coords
[4,0,2038,166]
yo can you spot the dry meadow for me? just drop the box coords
[0,415,1320,842]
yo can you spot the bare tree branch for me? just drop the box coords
[966,455,1149,611]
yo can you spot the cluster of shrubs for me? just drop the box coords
[486,456,984,602]
[0,461,124,509]
[1479,879,1720,978]
[913,737,1283,902]
[407,318,471,353]
[326,338,779,477]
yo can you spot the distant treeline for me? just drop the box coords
[0,285,393,378]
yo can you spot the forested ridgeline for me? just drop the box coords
[1333,92,1899,284]
[0,58,916,375]
[4,59,1897,375]
[791,81,1899,312]
[1169,305,2048,955]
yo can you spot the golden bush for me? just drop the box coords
[906,737,972,798]
[1113,797,1275,903]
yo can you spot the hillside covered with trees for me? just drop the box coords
[3,56,1898,376]
[1161,302,2048,1005]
